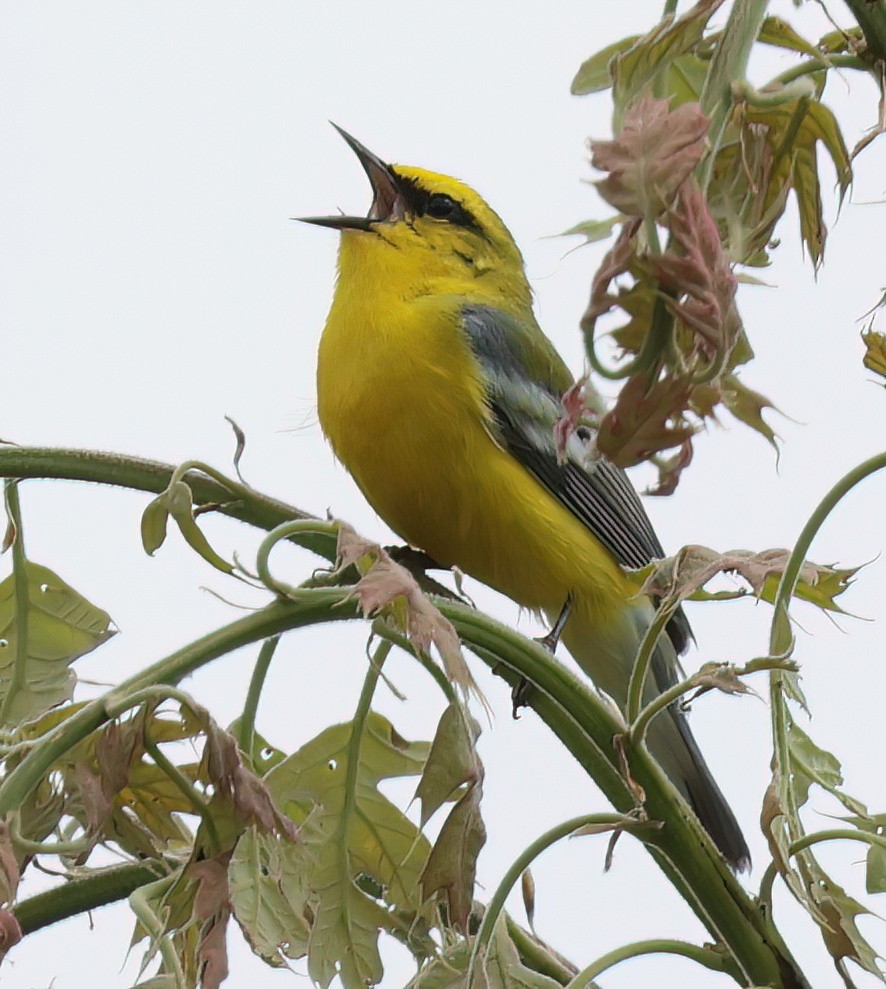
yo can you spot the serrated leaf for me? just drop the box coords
[815,875,881,976]
[0,561,115,725]
[337,523,483,703]
[785,719,866,815]
[721,375,780,450]
[666,53,710,106]
[742,97,852,268]
[266,713,431,988]
[571,35,640,94]
[132,977,177,989]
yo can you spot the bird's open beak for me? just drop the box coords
[298,125,406,231]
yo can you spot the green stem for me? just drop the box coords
[631,656,790,744]
[255,518,340,597]
[767,453,886,923]
[129,882,187,989]
[0,592,357,819]
[769,453,886,644]
[0,447,336,563]
[843,0,886,63]
[237,636,280,758]
[104,684,198,719]
[371,621,457,704]
[141,733,219,851]
[732,76,817,107]
[773,53,868,86]
[789,828,886,858]
[339,641,390,896]
[584,295,672,382]
[11,833,92,857]
[505,915,576,985]
[625,605,672,724]
[566,938,732,987]
[441,603,810,989]
[699,0,770,192]
[1,481,31,726]
[13,861,167,935]
[468,814,634,985]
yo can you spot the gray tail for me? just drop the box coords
[667,704,751,872]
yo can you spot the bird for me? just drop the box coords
[303,125,750,872]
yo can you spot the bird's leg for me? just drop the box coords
[538,594,574,653]
[512,594,574,718]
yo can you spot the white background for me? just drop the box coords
[1,2,885,987]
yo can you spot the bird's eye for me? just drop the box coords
[425,194,459,220]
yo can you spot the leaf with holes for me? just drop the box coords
[0,561,115,725]
[265,713,431,988]
[229,824,313,967]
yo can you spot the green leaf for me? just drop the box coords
[758,16,828,59]
[140,496,170,556]
[666,52,710,105]
[571,35,640,94]
[743,97,851,268]
[415,701,482,827]
[141,481,234,575]
[862,327,886,383]
[0,561,115,725]
[818,26,865,55]
[786,718,867,817]
[611,0,725,121]
[721,375,779,450]
[266,713,431,988]
[407,923,562,988]
[229,825,312,966]
[558,215,621,244]
[866,842,886,895]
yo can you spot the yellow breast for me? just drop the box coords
[317,283,631,619]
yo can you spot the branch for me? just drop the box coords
[0,446,336,562]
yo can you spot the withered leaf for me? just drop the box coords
[596,373,695,468]
[421,783,486,932]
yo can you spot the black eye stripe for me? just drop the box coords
[395,176,482,232]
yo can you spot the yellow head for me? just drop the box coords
[302,127,532,314]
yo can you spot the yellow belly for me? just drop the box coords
[317,293,632,625]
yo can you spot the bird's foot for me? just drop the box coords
[511,595,574,718]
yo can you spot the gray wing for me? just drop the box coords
[462,304,692,657]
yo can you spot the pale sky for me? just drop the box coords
[1,2,885,988]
